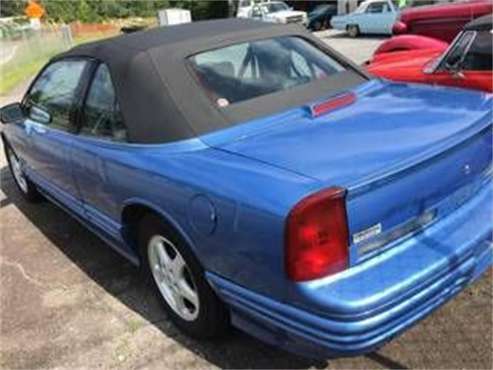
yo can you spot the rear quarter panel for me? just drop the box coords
[69,137,321,301]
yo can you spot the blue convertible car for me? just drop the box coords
[1,19,491,358]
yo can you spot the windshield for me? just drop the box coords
[189,36,346,107]
[441,31,475,69]
[461,31,493,71]
[354,2,367,13]
[261,2,289,13]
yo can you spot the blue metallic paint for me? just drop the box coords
[207,180,491,357]
[2,79,492,358]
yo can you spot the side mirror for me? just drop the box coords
[445,62,465,79]
[29,105,52,124]
[0,102,24,124]
[451,69,465,80]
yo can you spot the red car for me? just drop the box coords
[368,15,493,92]
[373,34,448,55]
[393,0,493,43]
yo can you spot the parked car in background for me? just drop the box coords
[373,34,448,55]
[331,0,399,37]
[1,19,492,359]
[368,15,492,92]
[392,0,493,42]
[237,1,308,25]
[307,3,338,31]
[236,0,266,18]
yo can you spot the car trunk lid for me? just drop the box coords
[203,81,492,264]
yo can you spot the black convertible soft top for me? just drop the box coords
[464,14,492,32]
[57,19,368,144]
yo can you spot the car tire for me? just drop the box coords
[347,24,360,38]
[138,213,230,339]
[4,143,41,202]
[313,21,323,31]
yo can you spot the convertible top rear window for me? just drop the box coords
[59,19,368,143]
[189,36,346,107]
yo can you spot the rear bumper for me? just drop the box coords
[207,181,492,358]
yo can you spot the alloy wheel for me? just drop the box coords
[147,235,200,321]
[7,147,28,194]
[348,25,359,38]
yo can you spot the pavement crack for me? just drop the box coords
[0,257,66,290]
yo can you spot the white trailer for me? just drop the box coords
[157,9,192,26]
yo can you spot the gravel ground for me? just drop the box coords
[0,30,492,370]
[318,29,386,64]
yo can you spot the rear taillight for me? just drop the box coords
[392,21,407,35]
[285,187,349,282]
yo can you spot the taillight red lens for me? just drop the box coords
[392,21,407,35]
[285,187,349,282]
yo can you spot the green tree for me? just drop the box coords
[0,0,26,17]
[76,0,99,22]
[42,0,78,22]
[3,0,231,24]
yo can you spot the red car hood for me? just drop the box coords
[367,48,443,75]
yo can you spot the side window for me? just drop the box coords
[366,2,385,13]
[81,64,128,142]
[251,5,262,17]
[461,31,493,71]
[25,60,87,131]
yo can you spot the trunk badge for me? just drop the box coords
[353,223,382,245]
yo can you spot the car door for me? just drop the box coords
[21,58,90,210]
[70,62,130,238]
[382,0,397,34]
[362,2,388,34]
[428,30,492,92]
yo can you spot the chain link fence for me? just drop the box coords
[0,23,73,94]
[0,20,123,96]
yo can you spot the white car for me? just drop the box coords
[331,0,399,37]
[237,1,308,25]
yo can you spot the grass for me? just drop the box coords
[0,58,47,95]
[127,318,145,334]
[0,31,117,96]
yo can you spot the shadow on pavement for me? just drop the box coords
[1,165,410,369]
[0,166,325,369]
